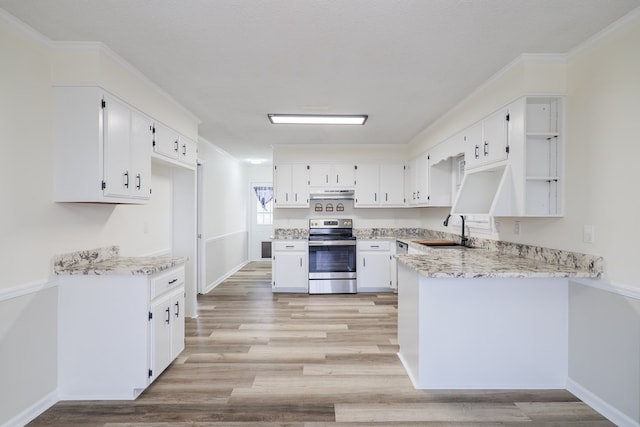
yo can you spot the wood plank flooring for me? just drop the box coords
[29,262,613,426]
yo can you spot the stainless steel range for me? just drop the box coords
[308,218,357,294]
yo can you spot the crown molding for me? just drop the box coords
[409,53,567,147]
[0,7,201,125]
[0,7,49,45]
[568,5,640,60]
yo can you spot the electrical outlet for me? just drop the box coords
[583,225,594,243]
[514,221,520,235]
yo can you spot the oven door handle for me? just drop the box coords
[308,240,357,246]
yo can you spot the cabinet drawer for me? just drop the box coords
[150,267,185,299]
[273,240,307,251]
[358,240,391,251]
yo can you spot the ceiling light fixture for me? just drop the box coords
[267,114,368,125]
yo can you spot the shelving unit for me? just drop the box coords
[524,97,562,216]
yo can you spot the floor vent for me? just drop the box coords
[261,241,272,259]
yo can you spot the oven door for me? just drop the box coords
[308,241,356,279]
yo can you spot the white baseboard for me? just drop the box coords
[567,378,639,427]
[2,390,58,427]
[202,260,250,294]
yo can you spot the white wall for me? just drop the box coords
[198,141,249,290]
[0,11,199,426]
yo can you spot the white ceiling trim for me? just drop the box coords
[567,5,640,59]
[49,40,202,125]
[0,6,49,44]
[408,52,568,149]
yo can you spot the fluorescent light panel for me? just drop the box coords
[268,114,367,125]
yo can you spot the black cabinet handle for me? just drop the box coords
[136,173,141,190]
[174,301,180,318]
[484,141,489,156]
[182,144,187,156]
[174,139,179,152]
[123,171,129,188]
[165,307,170,324]
[474,145,480,159]
[168,278,178,284]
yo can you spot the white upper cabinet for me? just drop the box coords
[453,95,563,217]
[380,163,405,206]
[405,153,429,206]
[354,163,404,207]
[463,109,509,170]
[274,163,309,208]
[152,123,197,167]
[354,164,380,206]
[309,163,355,188]
[53,86,152,204]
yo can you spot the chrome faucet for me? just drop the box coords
[443,214,468,247]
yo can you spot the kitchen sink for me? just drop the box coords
[414,240,473,249]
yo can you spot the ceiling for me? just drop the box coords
[2,1,639,162]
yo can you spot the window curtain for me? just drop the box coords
[253,186,273,210]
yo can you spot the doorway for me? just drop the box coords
[249,182,274,261]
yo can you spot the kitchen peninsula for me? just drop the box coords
[395,243,602,390]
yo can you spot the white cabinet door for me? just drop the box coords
[463,122,483,170]
[150,294,173,381]
[290,163,309,206]
[274,163,309,207]
[354,164,380,206]
[482,108,509,165]
[380,163,405,206]
[272,241,308,292]
[308,163,332,187]
[153,122,180,160]
[102,94,133,199]
[178,136,198,166]
[357,240,392,291]
[170,287,185,359]
[413,153,429,206]
[130,110,152,200]
[333,163,355,188]
[405,160,416,205]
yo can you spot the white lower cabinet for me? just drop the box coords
[357,240,395,292]
[272,240,308,292]
[150,284,185,383]
[57,265,185,400]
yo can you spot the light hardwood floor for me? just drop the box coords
[29,262,613,426]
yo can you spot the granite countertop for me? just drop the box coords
[54,246,187,276]
[273,227,603,279]
[397,247,598,279]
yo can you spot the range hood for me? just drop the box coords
[309,189,355,200]
[451,164,515,216]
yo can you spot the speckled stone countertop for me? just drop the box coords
[54,246,187,276]
[397,249,599,279]
[273,226,603,278]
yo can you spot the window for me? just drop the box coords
[254,186,273,225]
